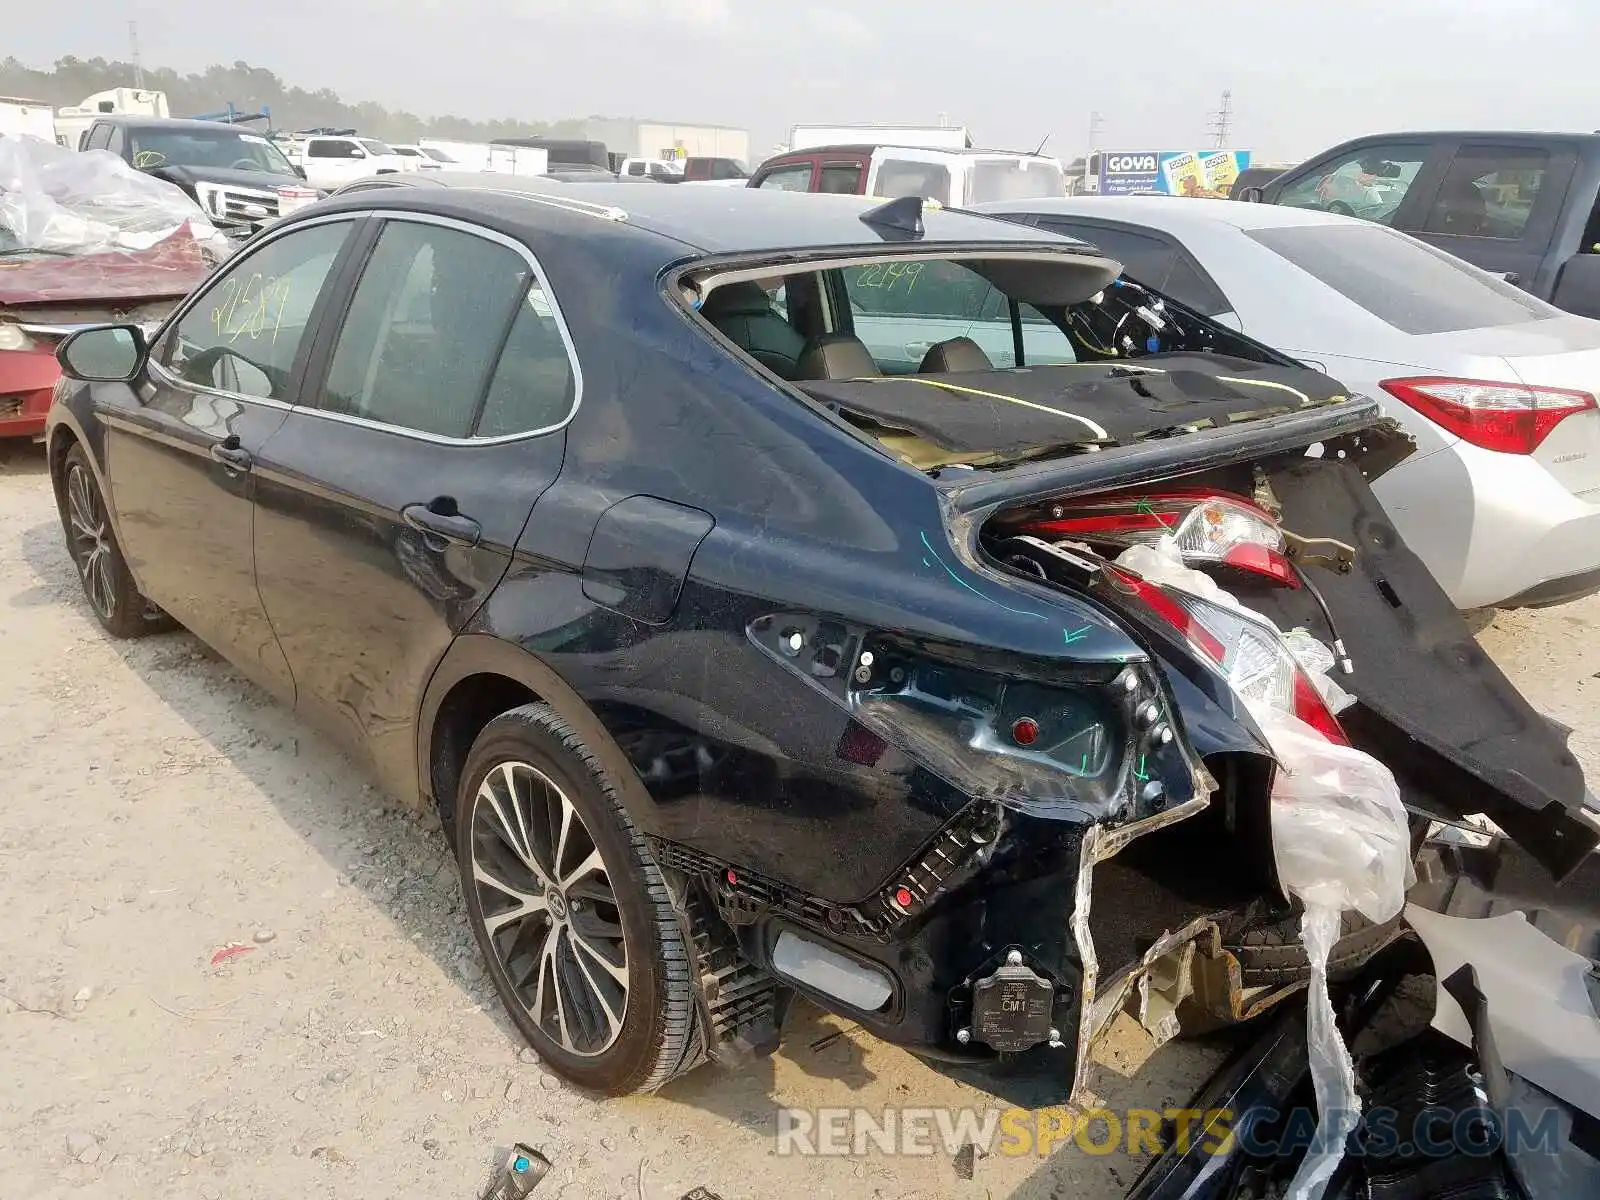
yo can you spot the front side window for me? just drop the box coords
[1422,146,1550,240]
[874,159,951,205]
[319,221,537,438]
[359,139,396,156]
[1276,143,1429,225]
[756,163,814,191]
[156,220,352,400]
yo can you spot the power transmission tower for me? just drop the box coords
[129,21,146,88]
[1207,90,1233,149]
[1088,110,1106,150]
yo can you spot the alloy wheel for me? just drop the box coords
[65,464,116,621]
[469,760,630,1057]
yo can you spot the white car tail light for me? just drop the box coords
[1380,376,1597,455]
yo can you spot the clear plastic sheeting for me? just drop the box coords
[1279,628,1355,714]
[1113,532,1412,1200]
[1252,703,1413,1200]
[0,133,228,258]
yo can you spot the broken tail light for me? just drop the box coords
[1113,569,1349,745]
[1381,377,1598,455]
[1029,492,1299,588]
[748,613,1205,822]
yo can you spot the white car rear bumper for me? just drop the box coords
[1373,441,1600,610]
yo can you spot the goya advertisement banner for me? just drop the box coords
[1100,150,1252,197]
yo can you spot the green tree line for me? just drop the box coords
[0,56,600,142]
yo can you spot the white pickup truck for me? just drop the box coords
[286,135,414,188]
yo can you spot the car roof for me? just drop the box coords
[976,195,1370,236]
[333,172,1074,255]
[1326,129,1600,144]
[768,144,1052,160]
[94,116,264,133]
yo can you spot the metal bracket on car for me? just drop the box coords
[1282,530,1356,574]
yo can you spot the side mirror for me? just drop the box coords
[1237,185,1265,203]
[57,324,148,383]
[293,164,307,180]
[350,147,367,159]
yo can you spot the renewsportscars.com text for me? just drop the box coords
[774,1104,1562,1159]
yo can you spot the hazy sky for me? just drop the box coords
[10,0,1598,162]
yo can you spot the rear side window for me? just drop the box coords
[1038,221,1176,289]
[476,284,578,437]
[1422,146,1550,241]
[320,221,533,437]
[308,139,355,159]
[875,160,952,205]
[756,163,813,191]
[818,163,862,194]
[1248,223,1555,333]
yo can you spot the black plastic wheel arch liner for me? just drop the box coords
[948,397,1598,881]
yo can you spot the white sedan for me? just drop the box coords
[977,196,1600,611]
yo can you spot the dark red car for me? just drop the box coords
[1,230,210,440]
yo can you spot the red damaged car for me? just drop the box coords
[0,232,211,440]
[2,134,224,439]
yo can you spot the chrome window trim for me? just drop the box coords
[148,208,584,446]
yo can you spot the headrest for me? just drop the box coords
[918,336,994,374]
[795,333,880,380]
[700,281,777,318]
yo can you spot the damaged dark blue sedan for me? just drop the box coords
[44,179,1595,1101]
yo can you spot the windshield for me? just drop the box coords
[970,159,1066,203]
[1247,223,1556,334]
[422,147,455,163]
[129,127,297,175]
[359,138,396,156]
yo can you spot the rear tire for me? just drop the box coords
[453,703,703,1094]
[57,444,173,639]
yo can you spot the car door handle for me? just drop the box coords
[209,440,253,471]
[401,500,482,547]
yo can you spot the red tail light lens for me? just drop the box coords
[1113,566,1348,745]
[1030,492,1299,588]
[1380,377,1597,455]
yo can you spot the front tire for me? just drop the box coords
[454,703,703,1094]
[57,444,172,639]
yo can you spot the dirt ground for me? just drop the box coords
[3,438,1597,1200]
